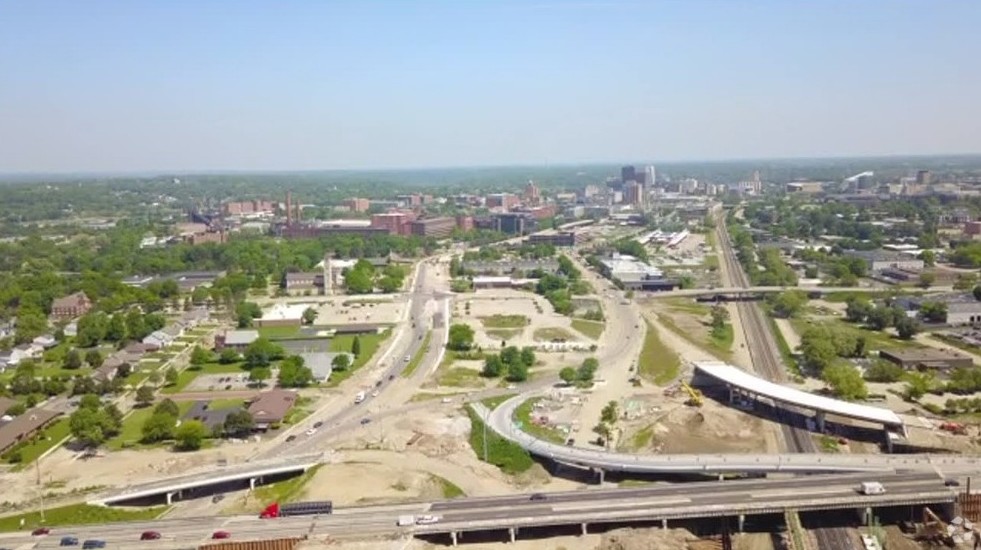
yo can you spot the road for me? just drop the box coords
[0,472,953,549]
[643,285,953,299]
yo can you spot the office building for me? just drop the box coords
[495,213,536,235]
[342,198,370,213]
[409,217,457,238]
[621,165,637,183]
[523,181,541,205]
[486,193,519,210]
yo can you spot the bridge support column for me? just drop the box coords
[581,523,588,536]
[597,468,605,484]
[815,411,826,433]
[728,386,736,404]
[884,429,894,453]
[737,514,745,533]
[864,506,873,525]
[508,527,517,543]
[249,477,256,490]
[450,531,458,546]
[165,491,174,505]
[661,519,668,529]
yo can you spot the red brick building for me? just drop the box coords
[342,198,370,213]
[50,292,92,320]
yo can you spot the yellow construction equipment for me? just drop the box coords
[682,381,703,407]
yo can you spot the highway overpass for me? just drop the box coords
[478,397,981,477]
[2,473,955,549]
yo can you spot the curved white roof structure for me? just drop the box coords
[693,361,903,428]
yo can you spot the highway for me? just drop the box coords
[643,285,952,299]
[0,472,953,549]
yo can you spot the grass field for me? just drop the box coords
[480,393,516,410]
[465,406,533,475]
[485,328,523,341]
[326,330,391,387]
[431,474,465,498]
[107,401,194,451]
[3,418,71,467]
[570,319,605,340]
[402,330,432,378]
[708,324,734,357]
[0,503,169,532]
[257,325,303,339]
[532,327,575,342]
[789,318,923,352]
[513,398,566,444]
[241,465,323,512]
[664,297,711,316]
[624,424,654,452]
[438,367,484,388]
[768,316,800,377]
[638,321,680,386]
[479,315,529,329]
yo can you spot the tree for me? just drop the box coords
[351,336,362,357]
[106,314,127,342]
[63,349,83,370]
[844,298,873,324]
[69,407,113,447]
[767,290,808,318]
[800,335,837,373]
[174,420,208,451]
[448,324,475,351]
[141,412,176,443]
[249,367,271,387]
[710,305,729,331]
[481,354,504,377]
[577,357,599,383]
[148,371,162,386]
[190,345,211,366]
[235,302,262,328]
[500,346,521,367]
[866,305,895,331]
[822,364,867,400]
[85,349,103,368]
[592,422,612,448]
[75,312,108,348]
[331,353,351,372]
[903,371,933,402]
[154,398,179,418]
[278,355,314,387]
[953,273,977,291]
[125,309,147,341]
[559,367,578,385]
[506,360,528,382]
[218,348,240,364]
[135,385,155,406]
[919,301,947,323]
[974,285,981,302]
[918,272,936,289]
[71,376,97,396]
[377,276,402,293]
[79,393,102,410]
[864,359,905,383]
[244,337,284,369]
[919,250,936,267]
[222,409,254,437]
[344,268,374,295]
[164,367,178,387]
[302,307,318,325]
[519,347,536,367]
[14,309,48,344]
[894,315,919,340]
[600,401,619,425]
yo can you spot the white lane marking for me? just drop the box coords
[551,497,692,512]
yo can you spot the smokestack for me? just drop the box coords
[286,190,293,227]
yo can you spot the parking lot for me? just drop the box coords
[185,372,254,392]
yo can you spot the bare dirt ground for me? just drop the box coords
[621,398,776,454]
[457,289,589,349]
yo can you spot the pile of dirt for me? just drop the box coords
[597,528,699,550]
[652,404,767,454]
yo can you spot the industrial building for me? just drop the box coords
[598,254,677,291]
[878,348,974,371]
[408,216,457,238]
[527,232,579,247]
[844,249,925,272]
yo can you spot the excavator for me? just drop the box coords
[682,381,703,407]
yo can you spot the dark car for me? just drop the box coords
[82,540,106,549]
[212,531,231,540]
[59,536,78,546]
[388,374,395,381]
[945,479,961,487]
[212,494,225,503]
[375,380,383,387]
[285,434,297,442]
[529,493,547,501]
[313,421,323,429]
[140,531,161,540]
[32,527,50,536]
[360,418,371,425]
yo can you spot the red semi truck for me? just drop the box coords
[259,501,333,518]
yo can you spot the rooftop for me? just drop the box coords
[247,390,298,424]
[260,303,311,322]
[0,408,61,453]
[224,329,259,346]
[879,348,973,364]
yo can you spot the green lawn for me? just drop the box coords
[638,321,680,386]
[326,330,391,387]
[789,318,924,352]
[0,503,169,532]
[35,364,94,379]
[208,398,245,410]
[624,424,655,452]
[257,325,303,339]
[664,297,711,316]
[438,367,484,388]
[479,315,530,329]
[768,316,800,377]
[513,398,566,444]
[532,327,575,342]
[431,474,465,498]
[465,406,534,475]
[2,418,71,467]
[480,393,517,410]
[486,328,524,341]
[570,319,605,340]
[708,324,734,358]
[402,330,432,377]
[107,401,194,451]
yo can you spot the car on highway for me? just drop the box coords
[403,355,411,362]
[140,531,161,540]
[211,531,231,539]
[59,536,78,546]
[375,380,383,387]
[81,540,105,549]
[415,515,440,525]
[31,527,50,536]
[360,417,371,425]
[371,390,379,397]
[305,428,317,436]
[945,479,961,487]
[388,374,395,381]
[313,421,323,429]
[285,434,297,442]
[529,493,547,501]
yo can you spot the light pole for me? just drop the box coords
[482,406,489,463]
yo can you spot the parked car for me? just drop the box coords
[360,418,371,425]
[529,493,547,501]
[313,421,323,429]
[140,531,161,540]
[82,540,106,549]
[59,536,78,546]
[31,527,50,536]
[211,531,231,539]
[285,434,297,442]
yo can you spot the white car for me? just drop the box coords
[371,390,380,397]
[415,515,441,525]
[403,355,411,362]
[305,428,317,436]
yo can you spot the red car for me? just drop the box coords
[140,531,161,540]
[211,531,231,540]
[31,527,50,536]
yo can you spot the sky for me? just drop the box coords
[1,0,980,173]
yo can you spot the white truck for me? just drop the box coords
[858,481,886,495]
[396,515,415,527]
[354,391,366,404]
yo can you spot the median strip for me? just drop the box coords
[402,330,432,378]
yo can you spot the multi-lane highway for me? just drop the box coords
[0,472,953,549]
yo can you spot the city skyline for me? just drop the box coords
[2,0,980,173]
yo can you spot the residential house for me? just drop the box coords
[0,408,61,455]
[214,330,259,351]
[180,308,210,328]
[142,323,184,349]
[63,321,78,337]
[50,292,92,320]
[246,390,297,430]
[32,335,57,349]
[182,400,243,433]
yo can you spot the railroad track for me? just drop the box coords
[716,210,854,549]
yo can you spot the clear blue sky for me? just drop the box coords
[1,1,979,173]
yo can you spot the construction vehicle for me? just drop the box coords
[918,506,955,547]
[940,422,968,435]
[259,501,333,518]
[682,381,703,407]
